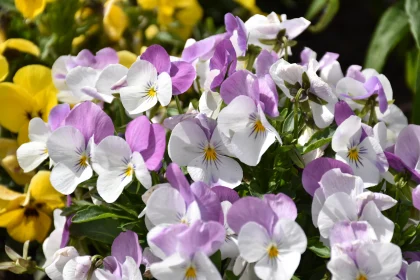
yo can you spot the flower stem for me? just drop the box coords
[283,37,289,62]
[293,89,304,139]
[175,96,183,115]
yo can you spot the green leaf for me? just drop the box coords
[365,2,410,71]
[305,0,328,19]
[72,206,135,224]
[406,0,420,48]
[70,218,122,244]
[288,148,305,169]
[308,0,340,33]
[282,111,296,134]
[405,48,418,94]
[209,250,221,272]
[303,138,331,154]
[224,271,241,280]
[412,52,420,124]
[307,237,331,258]
[303,127,335,154]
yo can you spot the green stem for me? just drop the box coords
[175,96,183,115]
[283,37,289,62]
[117,98,126,126]
[368,99,377,126]
[35,266,45,272]
[293,89,304,139]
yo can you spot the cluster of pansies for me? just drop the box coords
[1,7,420,280]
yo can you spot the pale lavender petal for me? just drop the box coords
[93,48,119,69]
[67,49,95,68]
[396,260,408,280]
[225,13,247,55]
[364,76,388,113]
[395,125,420,169]
[225,13,237,35]
[413,186,420,211]
[256,50,279,77]
[191,182,222,222]
[282,17,311,39]
[103,256,122,276]
[140,45,171,73]
[385,152,420,183]
[170,61,196,95]
[112,231,142,266]
[181,34,225,63]
[318,52,339,70]
[49,104,71,131]
[329,221,376,247]
[147,224,188,257]
[346,65,365,83]
[334,101,355,126]
[126,116,150,153]
[192,113,217,140]
[166,163,194,205]
[163,113,198,130]
[142,248,161,268]
[64,101,114,144]
[258,75,279,117]
[220,70,259,104]
[300,47,316,66]
[227,197,277,234]
[210,39,237,90]
[211,186,240,203]
[263,193,297,221]
[302,157,353,196]
[176,220,225,257]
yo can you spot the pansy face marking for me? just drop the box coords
[267,243,279,259]
[346,143,367,167]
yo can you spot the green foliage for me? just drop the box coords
[306,0,340,33]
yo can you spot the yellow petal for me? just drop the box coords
[14,0,46,20]
[1,155,35,186]
[7,209,51,243]
[17,121,29,145]
[117,50,137,68]
[0,185,23,201]
[104,1,128,41]
[0,138,18,159]
[0,208,23,228]
[0,55,9,82]
[13,65,53,95]
[0,83,34,133]
[0,39,40,56]
[233,0,262,14]
[0,185,25,211]
[28,171,64,212]
[33,86,58,123]
[137,0,158,10]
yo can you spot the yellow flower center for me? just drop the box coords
[124,165,134,177]
[254,120,265,133]
[180,218,189,225]
[267,244,279,259]
[204,146,217,162]
[78,154,89,168]
[185,266,197,279]
[356,273,368,280]
[347,147,362,166]
[147,87,157,97]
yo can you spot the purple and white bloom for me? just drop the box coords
[227,195,305,280]
[327,242,402,280]
[312,168,396,242]
[224,13,247,57]
[92,116,165,202]
[198,69,223,119]
[270,59,338,128]
[17,104,70,172]
[209,39,238,90]
[46,102,114,195]
[413,185,420,211]
[93,231,142,280]
[375,104,408,137]
[62,255,92,280]
[148,221,225,280]
[336,68,393,114]
[217,95,281,166]
[119,60,172,114]
[168,114,243,187]
[332,115,389,186]
[52,48,119,103]
[244,12,310,53]
[44,246,81,280]
[220,201,239,260]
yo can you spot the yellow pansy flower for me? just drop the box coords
[0,65,57,145]
[0,138,34,186]
[234,0,263,14]
[104,0,129,42]
[117,50,137,68]
[0,39,40,82]
[137,0,203,39]
[14,0,46,20]
[0,171,64,243]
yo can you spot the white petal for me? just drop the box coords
[318,193,358,238]
[66,66,100,99]
[120,85,158,114]
[356,243,401,279]
[28,118,50,142]
[121,256,142,280]
[359,201,394,243]
[92,136,132,174]
[407,262,420,280]
[17,141,49,172]
[157,72,172,106]
[50,163,92,195]
[45,246,79,278]
[220,236,239,260]
[274,220,307,254]
[43,229,64,267]
[336,77,367,98]
[126,60,157,86]
[47,126,86,171]
[168,121,207,166]
[149,253,187,280]
[53,209,66,229]
[269,60,304,99]
[310,101,335,129]
[327,253,358,280]
[194,251,222,280]
[185,200,201,224]
[320,169,364,199]
[146,186,186,225]
[132,151,152,189]
[199,90,222,119]
[62,255,91,280]
[359,136,388,173]
[254,252,301,280]
[311,188,326,227]
[337,151,381,187]
[320,61,344,87]
[238,222,270,263]
[332,115,362,152]
[95,64,128,95]
[97,170,132,203]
